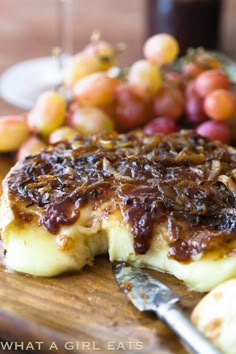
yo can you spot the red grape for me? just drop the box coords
[185,80,197,97]
[194,70,230,98]
[73,72,119,107]
[113,84,149,131]
[196,120,231,144]
[152,86,184,120]
[203,89,235,121]
[185,94,207,125]
[182,62,205,79]
[144,117,178,135]
[164,70,185,90]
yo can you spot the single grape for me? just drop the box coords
[113,84,149,131]
[27,91,66,137]
[128,59,162,99]
[143,33,179,65]
[152,86,184,120]
[68,106,114,135]
[49,126,79,144]
[73,72,118,106]
[185,94,207,125]
[196,120,231,144]
[194,70,230,98]
[144,117,178,135]
[0,116,30,152]
[203,89,235,121]
[83,39,115,71]
[17,136,46,160]
[63,53,102,88]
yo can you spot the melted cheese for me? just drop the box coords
[105,212,236,292]
[2,193,236,292]
[1,190,108,276]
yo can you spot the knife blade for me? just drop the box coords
[112,262,220,354]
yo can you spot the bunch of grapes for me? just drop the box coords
[182,51,235,144]
[1,33,236,160]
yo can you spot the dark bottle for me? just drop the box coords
[146,0,222,55]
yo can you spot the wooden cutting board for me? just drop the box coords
[0,250,204,354]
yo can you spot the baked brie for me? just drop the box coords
[1,130,236,292]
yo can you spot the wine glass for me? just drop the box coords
[0,0,74,110]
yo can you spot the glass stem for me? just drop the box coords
[57,0,74,56]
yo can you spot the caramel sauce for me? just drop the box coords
[7,130,236,261]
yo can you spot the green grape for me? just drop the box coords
[128,59,162,99]
[144,33,179,65]
[27,91,66,137]
[0,116,30,152]
[63,53,102,88]
[68,106,114,135]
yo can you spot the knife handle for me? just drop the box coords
[156,303,221,354]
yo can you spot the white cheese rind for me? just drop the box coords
[3,220,108,277]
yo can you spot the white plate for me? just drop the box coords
[0,56,69,110]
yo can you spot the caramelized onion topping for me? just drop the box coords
[7,130,236,262]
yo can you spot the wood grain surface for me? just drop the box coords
[0,247,204,354]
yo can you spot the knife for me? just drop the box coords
[112,262,220,354]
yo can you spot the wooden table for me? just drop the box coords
[0,253,204,354]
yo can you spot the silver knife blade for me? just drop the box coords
[112,262,221,354]
[112,261,179,312]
